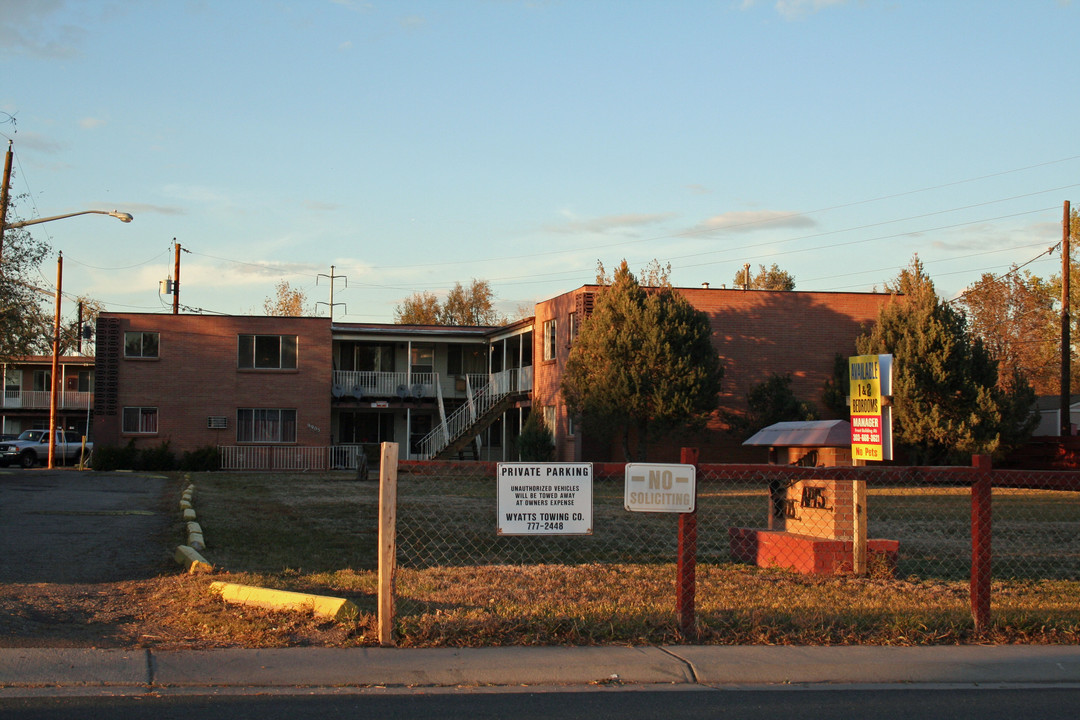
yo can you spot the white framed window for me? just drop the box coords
[543,405,556,434]
[543,319,557,361]
[237,408,297,443]
[238,335,297,369]
[122,407,158,434]
[124,332,159,358]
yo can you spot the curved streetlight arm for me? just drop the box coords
[4,209,133,230]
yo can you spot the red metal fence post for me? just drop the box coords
[970,454,993,632]
[677,447,700,639]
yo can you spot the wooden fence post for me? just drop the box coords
[971,454,992,632]
[677,447,699,639]
[378,442,399,647]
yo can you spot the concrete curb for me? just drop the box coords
[173,483,358,623]
[3,646,1080,690]
[152,646,690,688]
[174,544,213,574]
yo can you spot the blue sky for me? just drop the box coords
[2,0,1078,324]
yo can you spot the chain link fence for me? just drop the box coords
[386,458,1080,646]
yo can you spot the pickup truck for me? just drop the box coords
[0,430,93,468]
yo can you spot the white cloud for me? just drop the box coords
[79,117,106,129]
[775,0,849,19]
[8,130,65,154]
[694,210,816,234]
[739,0,851,20]
[545,211,677,235]
[0,0,83,58]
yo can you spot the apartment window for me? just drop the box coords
[122,407,158,434]
[76,370,93,393]
[236,408,297,443]
[568,312,576,343]
[542,319,557,361]
[238,335,297,370]
[543,405,556,434]
[410,343,434,375]
[33,370,51,392]
[124,332,159,358]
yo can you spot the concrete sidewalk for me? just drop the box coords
[2,645,1080,692]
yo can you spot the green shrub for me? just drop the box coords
[135,440,177,471]
[179,445,222,472]
[90,441,137,471]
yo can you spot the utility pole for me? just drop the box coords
[0,140,13,265]
[173,240,181,315]
[48,253,63,469]
[317,265,347,321]
[1062,201,1073,436]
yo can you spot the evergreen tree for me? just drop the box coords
[728,373,818,439]
[516,410,555,461]
[857,256,1036,464]
[561,260,723,461]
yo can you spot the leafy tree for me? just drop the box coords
[958,267,1058,395]
[394,290,442,324]
[441,279,501,325]
[263,280,312,317]
[0,193,52,360]
[727,373,818,439]
[733,263,796,291]
[394,279,503,326]
[561,260,723,461]
[57,295,107,356]
[856,256,1036,464]
[516,410,555,461]
[595,258,671,287]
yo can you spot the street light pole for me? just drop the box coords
[5,209,133,229]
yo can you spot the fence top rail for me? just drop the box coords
[396,460,1080,491]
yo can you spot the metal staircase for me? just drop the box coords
[415,369,531,460]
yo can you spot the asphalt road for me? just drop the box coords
[0,469,174,583]
[2,687,1080,720]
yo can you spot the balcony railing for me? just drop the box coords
[2,390,94,410]
[331,371,437,400]
[219,445,366,471]
[415,366,533,460]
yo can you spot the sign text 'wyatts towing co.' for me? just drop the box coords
[624,463,696,513]
[497,462,593,535]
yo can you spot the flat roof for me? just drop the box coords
[742,420,852,447]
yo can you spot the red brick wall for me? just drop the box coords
[94,314,332,453]
[533,286,892,463]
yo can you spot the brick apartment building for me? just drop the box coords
[91,286,893,468]
[2,355,96,437]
